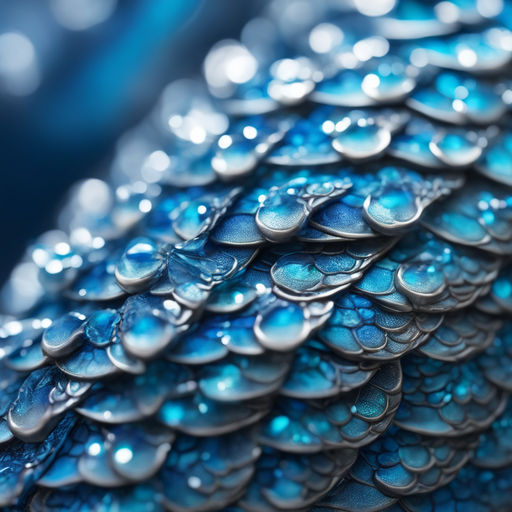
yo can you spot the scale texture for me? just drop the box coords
[2,0,512,510]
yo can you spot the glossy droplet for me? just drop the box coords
[254,301,306,351]
[267,57,317,105]
[420,30,512,73]
[364,187,420,233]
[430,132,482,167]
[32,235,81,292]
[41,312,85,358]
[257,193,306,242]
[361,64,415,103]
[408,72,506,125]
[212,137,259,180]
[122,306,176,360]
[108,425,172,481]
[332,122,391,160]
[173,200,213,240]
[206,280,257,314]
[256,175,351,243]
[271,254,324,294]
[173,189,239,241]
[376,1,456,40]
[389,133,444,169]
[312,70,375,107]
[396,262,446,301]
[115,237,163,293]
[8,367,90,442]
[69,259,125,302]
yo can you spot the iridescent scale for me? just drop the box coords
[2,0,512,510]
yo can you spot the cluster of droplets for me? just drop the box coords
[2,0,512,511]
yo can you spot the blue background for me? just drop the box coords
[0,0,260,285]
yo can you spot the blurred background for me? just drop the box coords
[0,0,261,286]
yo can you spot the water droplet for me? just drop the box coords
[430,132,483,167]
[122,310,176,360]
[332,122,391,160]
[254,300,307,351]
[41,312,85,358]
[115,237,163,293]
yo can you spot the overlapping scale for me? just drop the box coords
[0,414,75,508]
[476,263,512,314]
[165,234,258,308]
[0,365,25,444]
[476,320,512,391]
[39,420,173,488]
[355,229,500,312]
[472,399,512,469]
[197,351,292,402]
[310,167,463,238]
[312,457,399,512]
[211,188,268,247]
[399,465,512,512]
[212,121,287,181]
[255,175,352,242]
[476,130,512,185]
[312,69,377,108]
[67,257,126,303]
[266,108,342,166]
[32,484,165,512]
[260,362,402,453]
[271,238,396,301]
[159,430,260,511]
[312,426,477,511]
[240,446,357,511]
[2,321,48,373]
[409,28,512,73]
[157,391,270,436]
[422,181,512,255]
[281,340,377,398]
[395,355,507,436]
[315,464,512,512]
[7,367,91,443]
[0,0,512,510]
[389,116,487,169]
[417,309,501,362]
[75,361,195,424]
[375,1,459,41]
[319,293,440,361]
[362,426,478,495]
[407,72,507,125]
